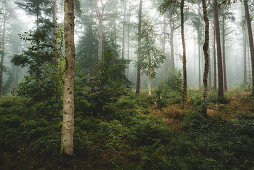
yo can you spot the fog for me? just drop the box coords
[0,0,253,94]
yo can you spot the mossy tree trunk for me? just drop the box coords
[202,0,209,114]
[181,0,187,105]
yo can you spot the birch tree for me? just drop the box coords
[93,0,111,61]
[61,0,75,156]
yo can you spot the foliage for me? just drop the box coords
[12,27,64,102]
[76,38,131,118]
[76,20,98,73]
[1,88,254,169]
[137,18,166,78]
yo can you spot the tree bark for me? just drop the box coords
[202,0,209,115]
[244,0,254,95]
[0,11,6,96]
[148,53,152,96]
[243,18,247,84]
[170,17,175,73]
[94,0,110,61]
[198,32,201,89]
[161,14,167,80]
[61,0,75,156]
[213,25,217,90]
[136,0,142,94]
[214,0,224,98]
[181,0,187,105]
[222,7,227,91]
[127,1,130,80]
[122,0,126,60]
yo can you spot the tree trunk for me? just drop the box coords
[122,0,126,60]
[222,8,227,91]
[209,53,212,90]
[208,26,212,90]
[94,0,109,61]
[161,14,167,80]
[98,16,103,61]
[243,19,247,84]
[148,53,152,96]
[214,0,224,98]
[213,25,217,90]
[181,0,187,105]
[136,0,142,94]
[61,0,75,156]
[244,0,254,95]
[202,0,209,115]
[127,1,130,80]
[170,17,175,73]
[0,11,6,96]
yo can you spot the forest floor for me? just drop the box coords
[0,88,254,169]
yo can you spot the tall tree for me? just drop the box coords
[214,0,224,98]
[136,0,142,94]
[180,0,187,104]
[122,0,127,60]
[244,0,254,95]
[243,14,247,84]
[202,0,209,114]
[61,0,75,156]
[138,19,165,96]
[213,24,217,90]
[222,6,227,91]
[93,0,111,61]
[126,0,131,80]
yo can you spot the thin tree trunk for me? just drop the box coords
[161,14,167,80]
[0,11,6,96]
[202,0,209,115]
[127,1,130,80]
[244,0,254,95]
[243,19,247,84]
[214,0,224,98]
[148,53,152,96]
[222,8,227,91]
[181,0,187,105]
[208,26,212,90]
[213,26,217,90]
[122,0,126,59]
[209,53,212,90]
[94,0,110,61]
[248,41,251,83]
[170,17,175,73]
[136,0,142,94]
[61,0,75,156]
[98,17,103,61]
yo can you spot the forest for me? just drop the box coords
[1,0,254,169]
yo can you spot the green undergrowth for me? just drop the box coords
[0,90,254,169]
